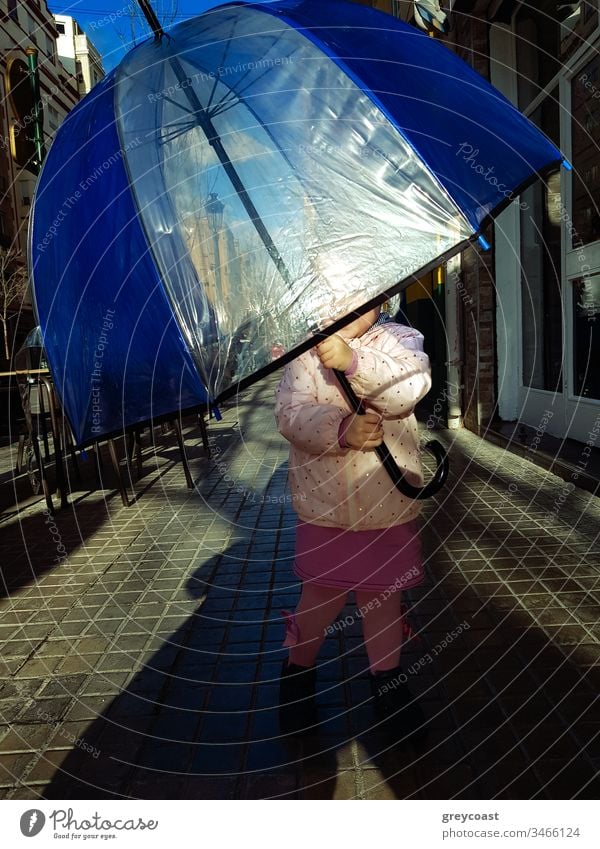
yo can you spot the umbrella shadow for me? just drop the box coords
[34,443,410,799]
[38,524,335,800]
[27,457,490,798]
[0,501,109,598]
[36,430,599,800]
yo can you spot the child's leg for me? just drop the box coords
[284,582,348,667]
[355,589,404,673]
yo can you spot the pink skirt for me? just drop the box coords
[293,518,424,592]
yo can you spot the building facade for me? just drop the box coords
[445,0,600,446]
[1,0,79,258]
[351,1,600,449]
[54,15,104,98]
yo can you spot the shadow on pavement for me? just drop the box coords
[28,430,600,799]
[0,501,109,598]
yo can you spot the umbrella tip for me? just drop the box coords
[561,158,573,171]
[478,234,491,251]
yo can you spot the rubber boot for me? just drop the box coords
[369,665,428,745]
[278,659,318,736]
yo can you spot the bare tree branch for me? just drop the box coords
[0,248,28,363]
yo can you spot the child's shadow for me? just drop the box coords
[39,460,436,800]
[303,592,447,801]
[38,480,339,800]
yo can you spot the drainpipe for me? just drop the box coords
[25,47,45,173]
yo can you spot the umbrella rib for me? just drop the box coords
[210,51,288,116]
[208,60,284,118]
[158,121,197,144]
[157,94,196,116]
[193,33,297,119]
[206,17,237,111]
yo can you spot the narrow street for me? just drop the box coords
[0,378,598,799]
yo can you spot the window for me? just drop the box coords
[8,0,18,23]
[0,213,10,249]
[515,1,561,111]
[572,274,600,398]
[47,105,59,131]
[56,21,65,35]
[571,54,600,247]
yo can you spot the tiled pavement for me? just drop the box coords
[0,378,599,799]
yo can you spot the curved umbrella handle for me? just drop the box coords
[333,369,449,500]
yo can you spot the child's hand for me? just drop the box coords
[343,411,384,451]
[316,334,353,371]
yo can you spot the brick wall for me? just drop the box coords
[459,233,496,434]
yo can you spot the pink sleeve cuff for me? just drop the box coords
[338,416,351,449]
[344,350,359,377]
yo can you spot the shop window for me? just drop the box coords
[571,54,600,247]
[572,274,600,399]
[515,1,561,111]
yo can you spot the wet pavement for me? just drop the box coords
[0,378,599,799]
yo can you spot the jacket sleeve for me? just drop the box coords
[274,353,350,456]
[348,326,432,418]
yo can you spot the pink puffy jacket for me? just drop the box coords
[274,320,432,531]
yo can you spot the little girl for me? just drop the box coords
[274,304,432,742]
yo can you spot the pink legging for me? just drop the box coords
[285,581,405,672]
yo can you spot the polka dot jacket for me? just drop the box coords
[274,321,432,531]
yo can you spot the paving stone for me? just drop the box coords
[299,767,359,800]
[188,742,245,774]
[0,723,56,753]
[363,767,421,799]
[15,657,63,678]
[415,762,475,799]
[180,775,238,799]
[5,785,46,800]
[238,772,298,799]
[127,772,186,799]
[55,654,104,675]
[25,749,80,784]
[0,699,33,723]
[0,751,37,787]
[62,696,113,722]
[18,697,73,724]
[523,759,591,798]
[135,742,191,772]
[37,675,87,699]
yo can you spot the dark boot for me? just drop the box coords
[278,659,318,736]
[369,665,428,745]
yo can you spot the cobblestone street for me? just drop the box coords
[0,378,599,799]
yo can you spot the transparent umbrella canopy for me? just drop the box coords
[30,0,565,490]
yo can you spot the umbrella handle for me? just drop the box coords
[333,369,449,500]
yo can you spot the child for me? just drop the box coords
[274,303,432,741]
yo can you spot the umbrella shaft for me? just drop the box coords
[135,0,165,40]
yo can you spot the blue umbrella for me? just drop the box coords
[30,0,565,494]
